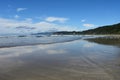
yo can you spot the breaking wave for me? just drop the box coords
[0,35,81,48]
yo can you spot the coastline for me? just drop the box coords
[0,35,120,48]
[0,36,81,48]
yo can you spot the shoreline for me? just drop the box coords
[0,36,81,48]
[0,35,120,48]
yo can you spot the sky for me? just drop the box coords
[0,0,120,34]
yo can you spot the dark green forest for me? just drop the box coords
[53,23,120,35]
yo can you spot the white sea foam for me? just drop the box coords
[0,35,81,48]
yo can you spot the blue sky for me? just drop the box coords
[0,0,120,34]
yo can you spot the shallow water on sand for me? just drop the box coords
[0,36,120,80]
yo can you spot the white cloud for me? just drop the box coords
[0,18,79,34]
[25,18,33,23]
[14,15,19,19]
[17,8,27,12]
[45,17,68,23]
[81,19,86,22]
[83,24,95,27]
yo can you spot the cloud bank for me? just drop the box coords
[0,17,78,34]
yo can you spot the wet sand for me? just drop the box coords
[85,36,120,47]
[0,37,120,80]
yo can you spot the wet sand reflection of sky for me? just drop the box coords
[0,39,120,80]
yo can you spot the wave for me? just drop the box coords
[0,35,81,48]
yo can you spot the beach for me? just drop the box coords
[0,35,120,80]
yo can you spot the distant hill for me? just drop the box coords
[53,31,81,35]
[53,23,120,35]
[81,23,120,34]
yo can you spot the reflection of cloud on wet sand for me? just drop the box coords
[83,43,96,48]
[0,47,34,58]
[47,49,67,54]
[0,44,67,58]
[0,39,120,80]
[0,44,68,72]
